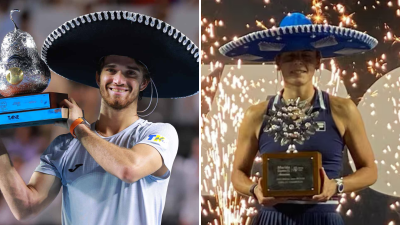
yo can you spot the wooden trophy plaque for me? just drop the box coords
[262,151,322,197]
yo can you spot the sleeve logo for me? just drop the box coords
[147,134,166,143]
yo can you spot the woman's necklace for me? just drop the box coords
[281,93,314,114]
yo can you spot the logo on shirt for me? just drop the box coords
[316,121,326,132]
[68,164,83,172]
[147,134,165,143]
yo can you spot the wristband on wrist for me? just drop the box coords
[70,117,90,138]
[70,118,84,138]
[249,183,258,200]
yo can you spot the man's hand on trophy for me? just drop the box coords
[255,178,288,206]
[55,98,83,129]
[312,167,336,202]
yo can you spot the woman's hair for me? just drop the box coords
[96,56,151,100]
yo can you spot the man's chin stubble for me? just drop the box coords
[104,98,136,110]
[100,88,137,110]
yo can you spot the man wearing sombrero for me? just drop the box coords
[0,11,198,225]
[221,13,378,224]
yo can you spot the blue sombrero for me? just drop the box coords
[219,13,378,62]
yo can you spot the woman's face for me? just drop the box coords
[276,50,321,87]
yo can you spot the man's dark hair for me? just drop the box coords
[96,56,151,100]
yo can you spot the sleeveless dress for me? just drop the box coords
[253,88,345,225]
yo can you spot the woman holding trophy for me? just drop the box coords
[219,13,378,224]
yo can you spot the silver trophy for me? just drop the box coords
[0,9,50,97]
[0,9,68,129]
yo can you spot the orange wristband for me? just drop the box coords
[70,118,83,138]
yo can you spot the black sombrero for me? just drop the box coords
[41,11,199,98]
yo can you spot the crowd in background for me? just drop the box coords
[0,0,199,224]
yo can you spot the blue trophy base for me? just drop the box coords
[0,92,68,113]
[0,108,68,129]
[0,92,69,129]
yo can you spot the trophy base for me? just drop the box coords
[0,108,68,129]
[0,92,68,114]
[262,151,322,197]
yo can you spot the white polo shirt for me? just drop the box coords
[35,119,179,225]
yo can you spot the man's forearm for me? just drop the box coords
[75,124,138,182]
[0,147,34,220]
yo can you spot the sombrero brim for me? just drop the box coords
[42,11,199,98]
[219,24,378,62]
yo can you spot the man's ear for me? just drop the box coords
[96,72,100,87]
[140,79,150,91]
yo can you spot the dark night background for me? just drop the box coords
[201,0,400,224]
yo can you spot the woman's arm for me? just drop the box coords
[316,96,378,201]
[232,101,287,205]
[231,101,286,206]
[231,103,263,195]
[312,96,377,201]
[340,98,377,192]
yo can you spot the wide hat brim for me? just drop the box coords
[219,24,378,62]
[42,11,199,98]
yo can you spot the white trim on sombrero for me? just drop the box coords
[219,24,378,57]
[258,42,285,51]
[310,35,338,48]
[41,11,199,64]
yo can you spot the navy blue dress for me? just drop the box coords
[253,88,345,225]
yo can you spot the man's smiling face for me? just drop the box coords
[96,55,149,110]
